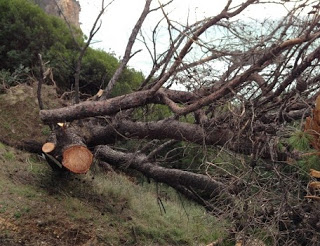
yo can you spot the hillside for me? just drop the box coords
[0,84,225,246]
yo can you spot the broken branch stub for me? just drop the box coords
[42,142,56,153]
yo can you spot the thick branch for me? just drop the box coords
[95,145,232,203]
[86,119,288,160]
[40,90,154,123]
[87,119,230,146]
[39,88,199,123]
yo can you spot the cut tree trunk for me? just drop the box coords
[62,145,93,173]
[43,125,93,174]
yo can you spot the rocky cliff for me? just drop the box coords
[34,0,81,28]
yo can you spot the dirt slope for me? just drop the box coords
[0,83,66,148]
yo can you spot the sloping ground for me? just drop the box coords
[0,143,225,245]
[0,84,226,245]
[0,83,66,148]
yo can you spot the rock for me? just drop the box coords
[34,0,81,28]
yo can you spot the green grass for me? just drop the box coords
[3,151,15,161]
[0,142,227,245]
[0,142,5,149]
[41,125,51,136]
[0,202,7,213]
[288,130,312,151]
[103,172,222,244]
[13,207,30,219]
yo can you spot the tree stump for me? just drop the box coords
[42,124,93,173]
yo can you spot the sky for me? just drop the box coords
[78,0,307,75]
[78,0,227,74]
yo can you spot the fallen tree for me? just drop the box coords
[36,0,320,244]
[95,145,234,210]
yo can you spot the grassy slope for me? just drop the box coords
[0,83,65,146]
[0,143,225,245]
[0,84,226,245]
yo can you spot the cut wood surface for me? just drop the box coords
[42,142,56,153]
[62,145,93,174]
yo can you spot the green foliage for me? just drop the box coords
[3,151,15,161]
[286,129,320,173]
[77,47,144,95]
[168,143,207,171]
[0,0,144,96]
[287,130,312,152]
[79,48,118,94]
[0,0,77,70]
[111,67,144,97]
[0,65,30,91]
[298,154,320,172]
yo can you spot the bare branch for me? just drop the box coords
[37,53,45,110]
[100,0,152,100]
[149,0,257,93]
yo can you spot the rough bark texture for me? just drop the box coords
[40,90,154,123]
[95,145,233,205]
[86,119,288,160]
[44,125,93,173]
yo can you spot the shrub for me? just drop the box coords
[0,0,144,96]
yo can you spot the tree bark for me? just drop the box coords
[44,125,93,173]
[95,145,233,206]
[86,119,290,160]
[40,90,154,123]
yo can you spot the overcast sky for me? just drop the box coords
[78,0,305,74]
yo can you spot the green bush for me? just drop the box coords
[0,0,144,96]
[77,47,144,96]
[0,0,76,70]
[0,64,30,89]
[110,66,144,97]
